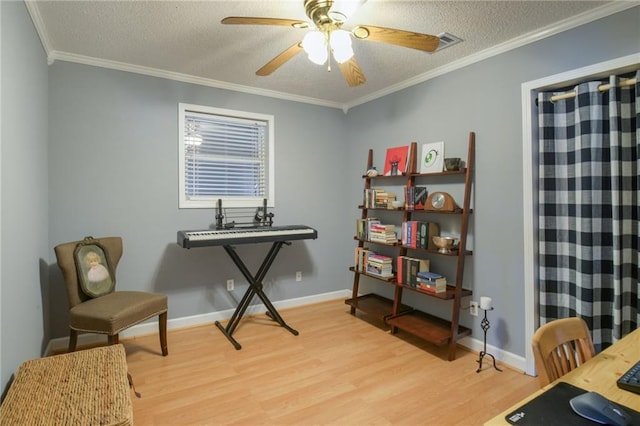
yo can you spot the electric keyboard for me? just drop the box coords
[617,359,640,394]
[177,225,318,248]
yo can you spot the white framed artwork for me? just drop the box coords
[419,141,444,174]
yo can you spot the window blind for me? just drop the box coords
[183,111,268,201]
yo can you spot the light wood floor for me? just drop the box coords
[121,299,539,425]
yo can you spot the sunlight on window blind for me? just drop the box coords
[184,112,267,200]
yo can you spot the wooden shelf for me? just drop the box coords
[348,267,395,282]
[386,310,472,346]
[349,132,476,361]
[409,168,467,178]
[344,294,411,320]
[352,237,401,247]
[402,246,473,256]
[398,284,472,300]
[362,174,407,180]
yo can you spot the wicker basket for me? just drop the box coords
[0,344,133,426]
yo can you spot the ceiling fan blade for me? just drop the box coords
[352,25,440,52]
[256,43,304,76]
[338,56,366,87]
[222,17,309,28]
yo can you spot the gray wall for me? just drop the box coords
[47,62,353,334]
[345,7,640,357]
[1,1,50,389]
[1,1,638,391]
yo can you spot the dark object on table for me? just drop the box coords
[569,391,631,426]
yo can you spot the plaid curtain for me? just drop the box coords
[537,70,639,351]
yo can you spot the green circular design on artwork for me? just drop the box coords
[424,149,438,165]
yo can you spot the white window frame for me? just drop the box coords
[178,103,275,209]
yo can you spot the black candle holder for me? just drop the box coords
[476,307,502,373]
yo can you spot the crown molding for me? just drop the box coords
[26,1,637,112]
[24,0,53,58]
[46,50,345,110]
[343,1,639,111]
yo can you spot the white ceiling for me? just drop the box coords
[27,1,633,109]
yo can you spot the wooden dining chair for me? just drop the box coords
[54,236,168,355]
[531,317,595,387]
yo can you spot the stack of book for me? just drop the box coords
[365,254,393,278]
[364,188,397,209]
[416,271,447,294]
[401,221,440,250]
[396,256,430,286]
[354,247,374,272]
[356,218,380,241]
[368,223,398,244]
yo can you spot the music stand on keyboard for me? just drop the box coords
[177,225,318,349]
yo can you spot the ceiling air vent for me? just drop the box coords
[434,32,463,52]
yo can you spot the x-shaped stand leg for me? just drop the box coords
[215,241,298,349]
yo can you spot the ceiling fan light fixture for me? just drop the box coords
[330,29,354,63]
[352,26,369,40]
[327,10,347,23]
[303,31,328,64]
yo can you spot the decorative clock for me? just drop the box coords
[425,191,457,212]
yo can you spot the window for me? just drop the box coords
[179,103,274,209]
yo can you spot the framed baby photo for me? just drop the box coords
[73,237,115,298]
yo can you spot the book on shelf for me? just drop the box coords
[369,223,398,244]
[417,271,444,281]
[413,186,428,210]
[404,221,417,248]
[370,223,395,231]
[369,234,398,244]
[420,222,440,250]
[354,247,374,272]
[398,256,430,287]
[416,280,447,293]
[364,189,397,209]
[402,221,439,249]
[404,186,413,210]
[383,145,409,176]
[367,253,393,264]
[366,260,393,278]
[419,141,444,174]
[356,218,380,240]
[416,271,447,292]
[416,272,447,293]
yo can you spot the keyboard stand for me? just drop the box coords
[214,241,299,350]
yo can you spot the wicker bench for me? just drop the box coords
[0,344,133,426]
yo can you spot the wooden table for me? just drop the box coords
[485,327,640,425]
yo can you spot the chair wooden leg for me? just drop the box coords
[68,329,78,353]
[108,334,119,345]
[159,311,168,356]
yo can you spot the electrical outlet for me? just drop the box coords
[226,279,234,291]
[295,271,302,282]
[470,301,479,316]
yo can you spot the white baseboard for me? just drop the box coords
[45,290,351,355]
[45,288,527,373]
[457,336,527,373]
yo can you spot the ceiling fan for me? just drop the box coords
[221,0,440,87]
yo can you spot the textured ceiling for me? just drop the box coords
[28,1,628,109]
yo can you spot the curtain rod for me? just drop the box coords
[550,78,637,102]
